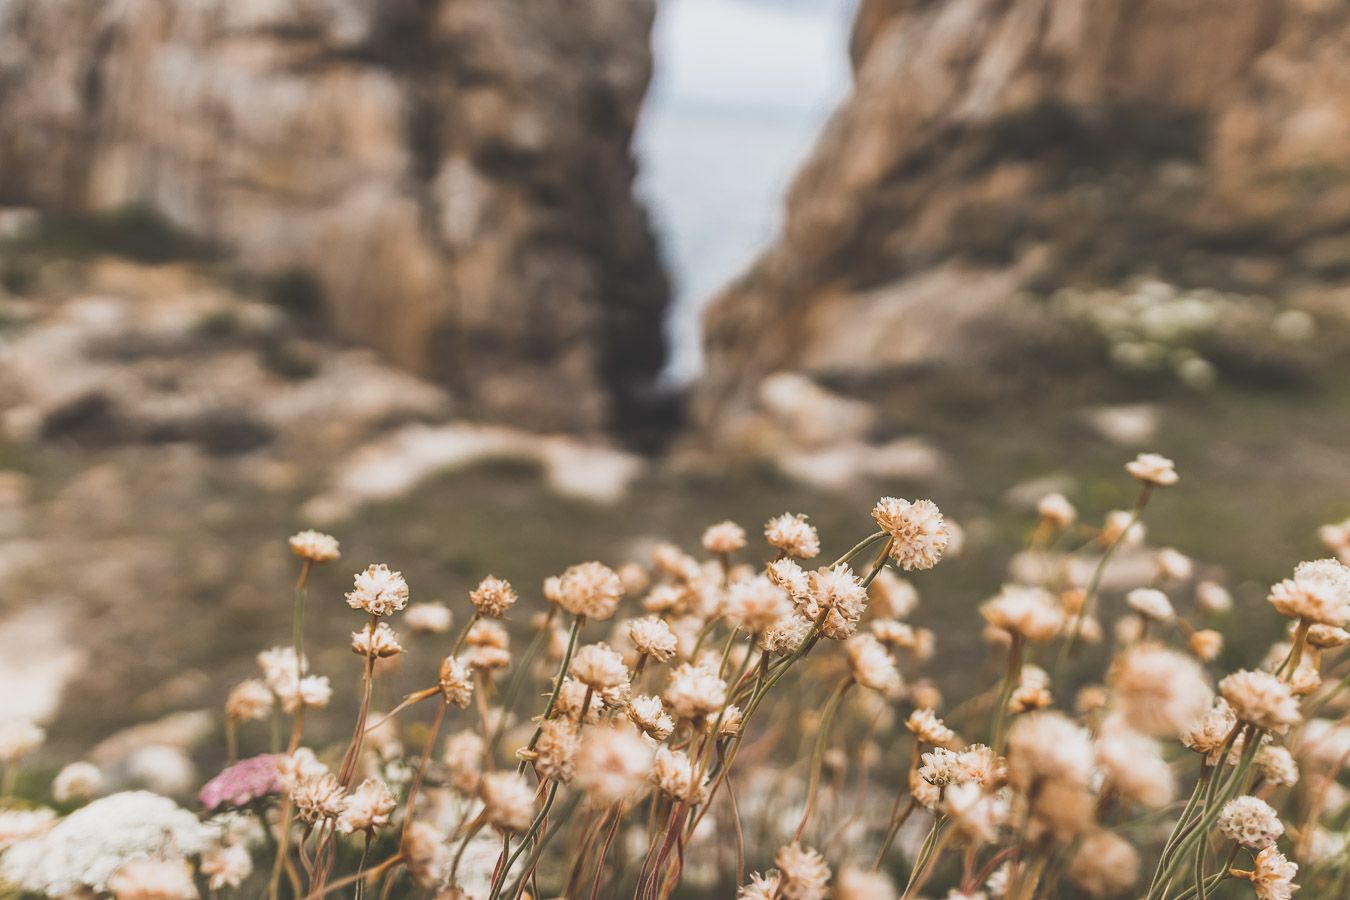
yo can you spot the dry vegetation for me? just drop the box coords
[2,452,1350,900]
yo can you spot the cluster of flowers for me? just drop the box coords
[1,453,1348,900]
[1049,279,1317,388]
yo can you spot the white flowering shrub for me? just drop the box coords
[1,452,1348,899]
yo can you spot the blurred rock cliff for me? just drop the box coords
[0,0,668,433]
[696,0,1350,443]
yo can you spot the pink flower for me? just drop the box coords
[199,754,281,810]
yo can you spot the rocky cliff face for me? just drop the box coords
[0,0,668,433]
[697,0,1350,442]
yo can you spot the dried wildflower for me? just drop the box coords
[1255,744,1299,787]
[569,643,629,690]
[1006,712,1094,790]
[351,621,403,658]
[1125,452,1178,487]
[764,513,821,559]
[257,646,305,686]
[1220,670,1300,732]
[0,791,213,895]
[1189,629,1223,661]
[480,771,536,833]
[1244,845,1298,900]
[726,575,793,634]
[200,842,251,891]
[833,867,896,900]
[739,871,782,900]
[957,744,1005,787]
[844,634,902,696]
[107,857,198,899]
[468,575,517,618]
[943,781,1006,844]
[906,708,955,746]
[702,520,747,555]
[275,674,333,714]
[276,749,328,793]
[574,723,654,805]
[1027,777,1095,843]
[1126,588,1175,622]
[980,585,1062,642]
[0,720,44,763]
[345,563,409,617]
[1007,676,1053,714]
[919,747,964,787]
[1037,493,1076,529]
[289,529,340,563]
[225,679,273,721]
[804,564,868,639]
[1219,796,1285,848]
[627,695,675,740]
[530,718,580,783]
[1196,580,1233,614]
[909,766,940,809]
[551,561,623,620]
[1108,642,1213,737]
[50,761,102,804]
[1153,548,1193,582]
[403,603,452,635]
[554,677,605,723]
[720,704,744,735]
[293,773,346,823]
[403,821,450,889]
[338,778,397,834]
[199,754,280,810]
[759,612,813,655]
[1067,830,1140,898]
[651,543,702,582]
[442,731,485,796]
[1182,700,1237,761]
[664,661,727,721]
[1307,623,1350,648]
[871,619,916,650]
[1268,559,1350,626]
[869,569,918,619]
[652,747,704,803]
[871,497,948,571]
[438,656,474,708]
[774,842,831,900]
[618,562,651,597]
[1095,725,1174,809]
[628,616,678,661]
[767,558,810,600]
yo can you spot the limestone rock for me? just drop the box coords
[697,0,1350,439]
[0,0,668,432]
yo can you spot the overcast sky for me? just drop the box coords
[637,0,856,382]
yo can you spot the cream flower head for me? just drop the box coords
[351,622,403,658]
[289,529,340,563]
[871,497,948,571]
[345,564,409,617]
[702,520,747,555]
[469,575,518,618]
[1036,493,1076,529]
[1219,796,1285,848]
[627,616,678,662]
[764,513,821,560]
[1126,588,1175,623]
[1125,452,1178,487]
[1220,670,1300,732]
[1268,559,1350,627]
[550,562,623,620]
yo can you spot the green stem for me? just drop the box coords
[517,615,584,776]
